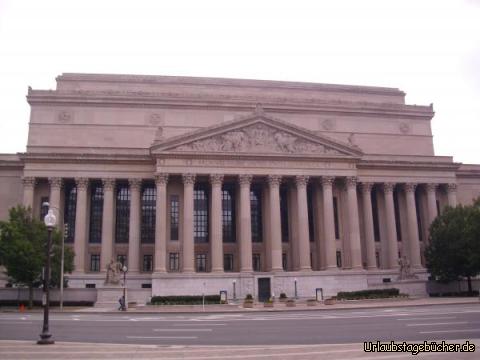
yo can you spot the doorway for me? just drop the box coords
[257,277,271,302]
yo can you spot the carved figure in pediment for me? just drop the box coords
[274,132,296,153]
[249,126,270,147]
[221,131,246,152]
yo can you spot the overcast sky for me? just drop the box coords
[0,0,479,163]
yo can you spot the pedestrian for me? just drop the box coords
[118,296,125,311]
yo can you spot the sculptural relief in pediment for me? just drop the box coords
[173,123,342,155]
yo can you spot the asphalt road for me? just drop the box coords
[1,304,479,346]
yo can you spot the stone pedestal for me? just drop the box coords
[95,287,125,308]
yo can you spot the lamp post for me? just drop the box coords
[38,209,56,345]
[121,265,127,311]
[294,278,298,299]
[232,279,236,301]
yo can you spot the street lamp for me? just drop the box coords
[232,279,236,301]
[294,278,298,299]
[38,208,56,345]
[121,265,128,311]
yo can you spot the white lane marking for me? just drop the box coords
[407,321,468,327]
[174,323,226,326]
[153,328,212,332]
[397,317,457,321]
[420,328,480,334]
[126,336,198,339]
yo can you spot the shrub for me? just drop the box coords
[245,293,253,300]
[150,295,221,305]
[336,288,400,300]
[279,293,287,299]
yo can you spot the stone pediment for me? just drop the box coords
[151,111,362,158]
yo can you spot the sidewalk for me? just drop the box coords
[4,296,476,314]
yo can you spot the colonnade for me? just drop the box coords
[21,175,458,274]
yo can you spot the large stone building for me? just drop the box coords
[1,73,480,302]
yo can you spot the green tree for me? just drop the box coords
[425,202,480,294]
[0,205,75,307]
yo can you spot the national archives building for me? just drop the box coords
[1,73,480,302]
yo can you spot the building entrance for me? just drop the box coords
[257,277,271,302]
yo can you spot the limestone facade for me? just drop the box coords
[1,73,480,301]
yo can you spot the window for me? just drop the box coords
[196,253,207,272]
[117,254,127,267]
[280,187,289,243]
[336,251,342,268]
[40,196,49,220]
[89,183,103,244]
[224,254,234,272]
[250,188,262,243]
[115,185,130,243]
[393,190,402,241]
[333,197,340,239]
[63,184,77,243]
[222,187,236,243]
[169,252,179,271]
[143,254,153,272]
[194,186,209,243]
[90,254,100,272]
[282,253,287,271]
[170,195,179,240]
[253,253,261,272]
[371,189,381,242]
[141,186,156,244]
[307,186,314,242]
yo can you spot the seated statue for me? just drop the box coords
[105,260,121,285]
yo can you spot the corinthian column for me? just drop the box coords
[404,183,422,269]
[100,179,115,271]
[346,177,362,269]
[154,174,168,272]
[22,177,36,210]
[322,176,337,269]
[239,174,253,272]
[268,175,283,271]
[210,174,224,273]
[128,179,142,273]
[74,178,89,273]
[295,175,311,271]
[360,182,377,269]
[48,178,63,216]
[182,174,196,273]
[383,183,399,269]
[447,183,458,208]
[426,183,438,229]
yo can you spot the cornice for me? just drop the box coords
[26,89,433,120]
[20,152,153,165]
[0,154,24,169]
[358,159,461,172]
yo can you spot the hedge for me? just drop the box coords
[336,288,400,300]
[0,300,94,307]
[430,291,479,297]
[150,295,221,305]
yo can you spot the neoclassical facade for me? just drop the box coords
[1,74,480,301]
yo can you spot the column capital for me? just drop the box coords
[102,178,116,190]
[295,175,309,187]
[345,176,357,188]
[48,177,63,190]
[155,173,169,186]
[210,173,224,186]
[404,183,417,193]
[426,183,438,192]
[267,175,282,187]
[128,178,142,190]
[446,183,457,192]
[382,182,396,193]
[182,173,196,185]
[321,176,335,186]
[360,182,374,193]
[22,177,36,188]
[238,174,253,186]
[75,178,89,190]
